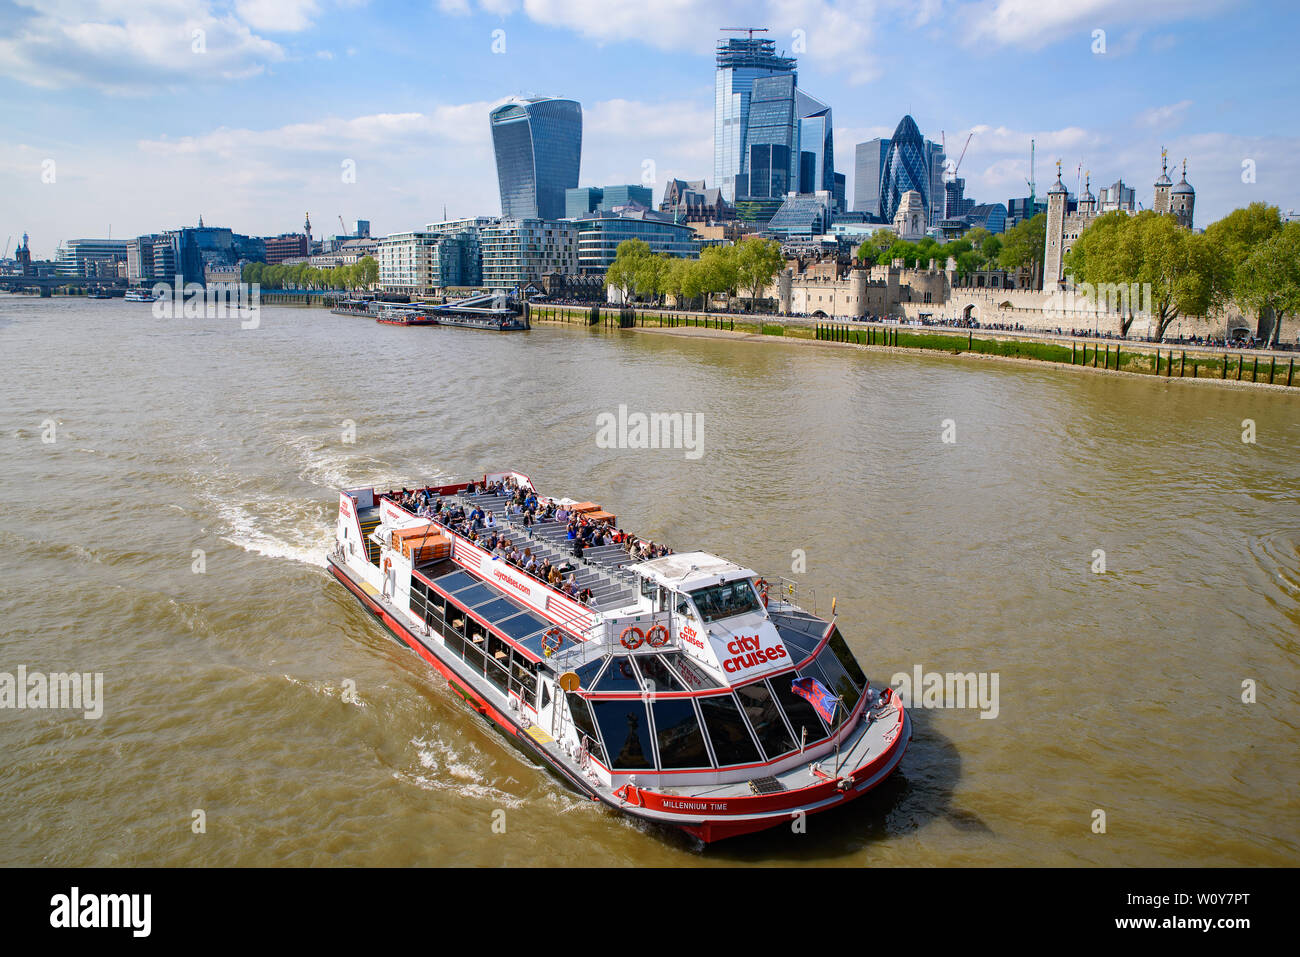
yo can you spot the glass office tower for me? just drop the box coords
[743,73,799,199]
[714,37,796,203]
[490,97,583,221]
[881,115,932,225]
[795,90,834,195]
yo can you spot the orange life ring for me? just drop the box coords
[382,557,392,573]
[620,626,645,650]
[644,624,669,648]
[541,628,564,657]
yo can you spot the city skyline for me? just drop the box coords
[2,0,1298,257]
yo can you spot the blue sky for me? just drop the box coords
[2,0,1298,257]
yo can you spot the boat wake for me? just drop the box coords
[397,735,526,808]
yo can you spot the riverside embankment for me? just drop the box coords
[531,304,1300,393]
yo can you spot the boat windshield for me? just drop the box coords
[686,578,761,623]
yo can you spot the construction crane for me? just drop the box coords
[3,237,10,259]
[338,215,347,236]
[952,131,974,177]
[720,26,769,40]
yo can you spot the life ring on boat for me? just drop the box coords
[620,625,645,650]
[382,557,392,574]
[541,628,564,657]
[644,624,669,648]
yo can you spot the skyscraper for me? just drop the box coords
[854,139,889,218]
[796,89,834,195]
[741,73,798,199]
[881,115,933,226]
[489,96,583,221]
[714,36,796,203]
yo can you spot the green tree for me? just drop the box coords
[1235,221,1300,347]
[356,256,378,290]
[1068,210,1219,341]
[733,236,784,304]
[698,244,739,306]
[997,212,1047,288]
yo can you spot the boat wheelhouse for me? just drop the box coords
[327,470,909,842]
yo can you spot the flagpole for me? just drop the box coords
[832,695,844,775]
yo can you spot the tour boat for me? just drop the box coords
[326,471,910,843]
[332,292,529,331]
[124,289,157,302]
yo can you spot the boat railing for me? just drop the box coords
[761,574,814,616]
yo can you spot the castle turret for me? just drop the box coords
[1171,159,1195,229]
[1078,172,1096,215]
[1153,148,1173,215]
[1043,161,1070,288]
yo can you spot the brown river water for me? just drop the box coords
[1,298,1297,866]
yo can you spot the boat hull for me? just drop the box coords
[327,554,910,844]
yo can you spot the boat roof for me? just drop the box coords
[630,551,757,591]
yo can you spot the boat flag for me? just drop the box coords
[791,677,838,724]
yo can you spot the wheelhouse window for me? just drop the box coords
[735,680,797,761]
[651,699,712,769]
[698,693,762,767]
[636,654,685,693]
[591,656,642,693]
[590,700,655,771]
[687,578,761,623]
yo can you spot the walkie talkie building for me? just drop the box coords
[489,96,583,221]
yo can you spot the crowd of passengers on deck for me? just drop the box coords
[385,477,673,607]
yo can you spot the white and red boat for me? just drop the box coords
[327,470,910,842]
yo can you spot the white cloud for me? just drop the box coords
[1136,99,1193,128]
[234,0,320,32]
[954,0,1229,51]
[0,0,288,94]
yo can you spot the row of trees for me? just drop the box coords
[605,237,785,310]
[1066,203,1298,343]
[241,256,378,291]
[853,213,1048,284]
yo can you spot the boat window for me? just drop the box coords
[573,655,607,691]
[463,620,488,673]
[486,634,511,691]
[769,670,830,744]
[592,656,642,692]
[445,602,468,637]
[827,628,869,691]
[453,584,495,608]
[565,694,606,766]
[698,694,762,767]
[772,616,826,660]
[651,699,712,769]
[669,654,720,690]
[635,654,685,693]
[687,579,761,623]
[495,610,549,642]
[475,597,523,624]
[590,700,655,771]
[639,576,656,600]
[433,570,477,593]
[813,644,861,714]
[735,680,797,761]
[540,682,550,711]
[509,651,537,700]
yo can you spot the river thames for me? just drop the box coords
[1,297,1296,866]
